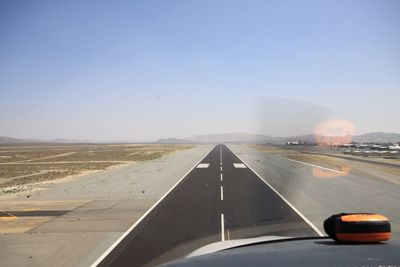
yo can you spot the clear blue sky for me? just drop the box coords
[1,0,399,140]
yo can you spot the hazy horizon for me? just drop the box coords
[1,1,399,141]
[3,128,400,143]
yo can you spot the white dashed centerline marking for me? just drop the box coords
[287,159,344,174]
[221,213,225,241]
[220,146,225,242]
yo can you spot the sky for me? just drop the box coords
[1,0,399,141]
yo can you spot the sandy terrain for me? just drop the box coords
[0,144,193,194]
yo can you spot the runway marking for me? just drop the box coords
[220,186,224,201]
[220,166,223,171]
[0,210,69,217]
[90,146,215,267]
[221,213,225,241]
[220,173,223,181]
[220,146,222,161]
[233,163,247,168]
[0,210,17,221]
[196,163,210,168]
[287,159,344,174]
[232,148,325,237]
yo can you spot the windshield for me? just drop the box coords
[0,1,399,267]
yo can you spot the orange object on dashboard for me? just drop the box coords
[323,213,391,243]
[340,214,388,222]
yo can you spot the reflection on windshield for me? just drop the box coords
[314,119,355,146]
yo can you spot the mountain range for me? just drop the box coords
[1,132,399,145]
[155,132,400,144]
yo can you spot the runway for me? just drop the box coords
[95,145,319,267]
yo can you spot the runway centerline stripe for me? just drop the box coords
[221,213,225,242]
[221,186,224,201]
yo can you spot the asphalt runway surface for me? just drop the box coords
[96,145,318,267]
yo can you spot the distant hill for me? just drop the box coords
[154,138,192,144]
[1,132,399,145]
[0,136,94,145]
[352,132,400,143]
[50,138,94,143]
[273,134,316,144]
[0,136,42,144]
[154,132,400,144]
[155,133,313,144]
[185,133,271,144]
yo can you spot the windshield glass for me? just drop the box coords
[0,1,399,266]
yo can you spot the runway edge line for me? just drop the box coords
[229,146,325,237]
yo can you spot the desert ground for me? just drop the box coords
[0,144,193,194]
